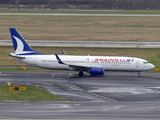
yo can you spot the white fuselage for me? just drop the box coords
[14,55,155,72]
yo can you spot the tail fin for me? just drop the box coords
[10,28,45,55]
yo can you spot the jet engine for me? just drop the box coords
[89,67,105,75]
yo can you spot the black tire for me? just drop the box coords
[78,71,83,77]
[138,73,141,77]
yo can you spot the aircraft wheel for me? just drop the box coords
[138,73,141,77]
[78,71,83,77]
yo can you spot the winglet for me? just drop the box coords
[61,50,66,55]
[55,54,64,64]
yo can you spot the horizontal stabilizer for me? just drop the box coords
[9,53,25,59]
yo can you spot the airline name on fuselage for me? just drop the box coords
[94,58,134,62]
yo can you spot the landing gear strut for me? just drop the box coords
[138,73,141,77]
[78,71,83,77]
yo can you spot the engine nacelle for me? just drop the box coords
[89,67,105,75]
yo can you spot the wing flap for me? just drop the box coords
[67,64,90,71]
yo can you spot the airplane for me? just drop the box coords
[9,28,155,77]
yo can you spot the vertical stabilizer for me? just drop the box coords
[10,28,45,55]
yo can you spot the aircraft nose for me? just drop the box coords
[150,63,155,69]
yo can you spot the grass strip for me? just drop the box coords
[0,85,70,101]
[1,9,160,14]
[1,14,160,41]
[0,67,54,72]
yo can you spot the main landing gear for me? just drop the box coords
[78,71,83,77]
[138,72,141,77]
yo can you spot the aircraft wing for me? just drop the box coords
[55,54,99,71]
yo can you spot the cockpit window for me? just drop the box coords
[143,62,149,64]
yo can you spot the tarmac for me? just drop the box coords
[0,71,160,119]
